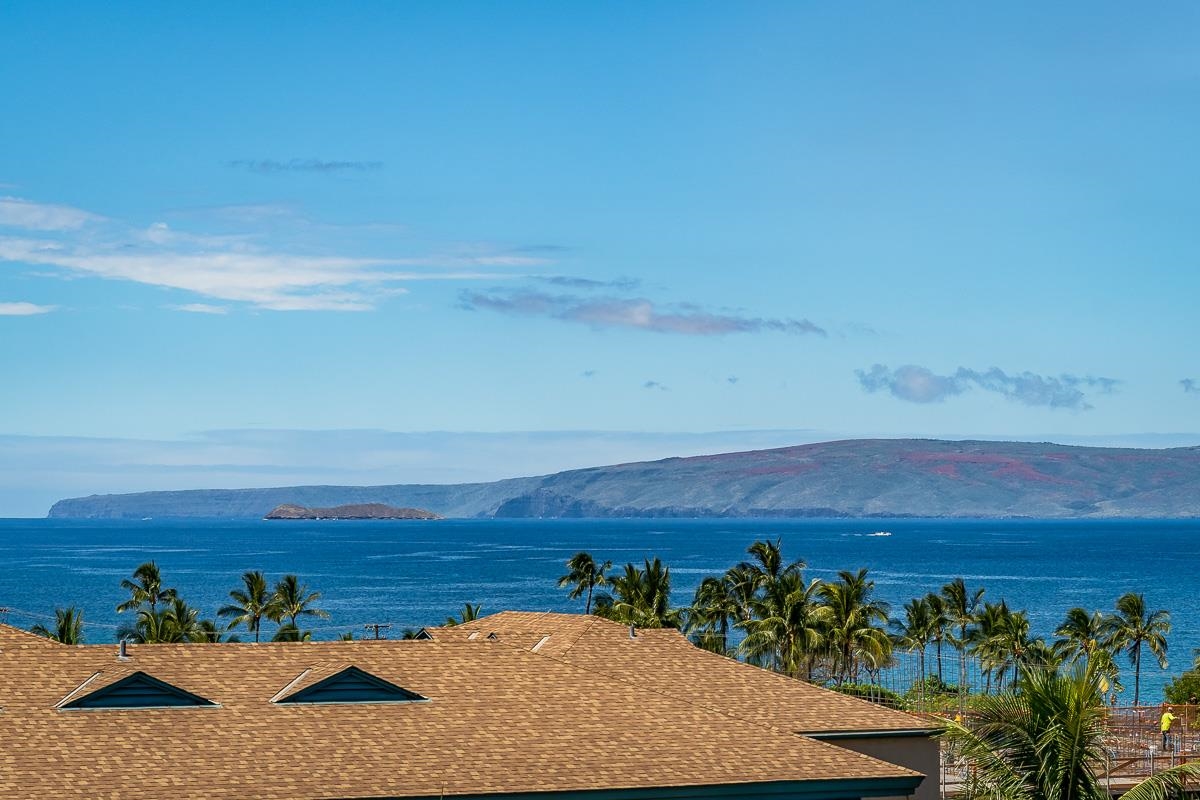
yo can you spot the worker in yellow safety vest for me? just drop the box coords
[1161,706,1176,750]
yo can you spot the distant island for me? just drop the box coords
[264,503,442,520]
[48,438,1200,520]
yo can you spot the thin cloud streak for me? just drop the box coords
[856,364,1119,410]
[227,158,384,173]
[460,288,826,337]
[0,189,542,311]
[170,303,229,315]
[0,301,56,316]
[0,196,104,231]
[537,275,641,291]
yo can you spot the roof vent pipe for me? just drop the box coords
[118,639,128,660]
[628,625,636,640]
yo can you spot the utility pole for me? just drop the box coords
[364,623,392,640]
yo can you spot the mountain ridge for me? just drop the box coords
[47,438,1200,520]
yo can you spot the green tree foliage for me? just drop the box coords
[218,570,274,643]
[943,662,1200,800]
[557,552,612,615]
[1103,592,1170,706]
[269,574,329,629]
[593,557,681,628]
[31,606,85,644]
[116,561,177,615]
[444,603,482,626]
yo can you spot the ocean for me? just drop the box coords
[1,517,1195,699]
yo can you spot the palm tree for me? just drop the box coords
[819,569,891,685]
[31,606,85,644]
[1054,607,1106,662]
[164,597,207,643]
[193,618,240,643]
[943,660,1200,800]
[557,552,612,614]
[1054,607,1121,693]
[739,570,829,677]
[218,570,274,642]
[891,597,935,702]
[1103,592,1171,706]
[445,603,482,626]
[593,557,681,628]
[925,592,949,683]
[270,574,329,629]
[969,601,1011,694]
[116,561,176,614]
[688,574,742,654]
[119,607,171,644]
[942,578,984,698]
[272,623,313,642]
[737,539,805,589]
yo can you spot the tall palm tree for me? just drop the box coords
[164,597,207,643]
[943,661,1200,800]
[1054,607,1106,662]
[737,539,805,589]
[688,574,743,654]
[942,578,985,697]
[116,561,176,614]
[218,570,274,643]
[593,557,681,628]
[270,574,329,629]
[739,570,828,677]
[31,606,85,644]
[891,597,935,701]
[1103,592,1171,706]
[819,569,891,685]
[925,592,949,683]
[557,552,613,614]
[1054,607,1122,693]
[969,601,1010,694]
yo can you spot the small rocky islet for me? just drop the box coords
[264,503,442,520]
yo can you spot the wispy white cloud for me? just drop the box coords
[170,303,229,315]
[856,364,1119,410]
[0,301,56,316]
[0,196,105,231]
[460,288,826,337]
[0,193,544,311]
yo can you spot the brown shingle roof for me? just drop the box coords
[431,611,932,734]
[0,623,920,800]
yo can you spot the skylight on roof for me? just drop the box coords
[275,666,427,705]
[60,671,217,710]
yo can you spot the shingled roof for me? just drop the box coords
[0,622,922,800]
[428,611,933,735]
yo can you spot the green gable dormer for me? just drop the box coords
[61,671,217,710]
[275,666,427,705]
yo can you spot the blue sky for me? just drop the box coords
[2,3,1198,514]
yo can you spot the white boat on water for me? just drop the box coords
[867,531,892,537]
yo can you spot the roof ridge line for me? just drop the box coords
[554,615,603,658]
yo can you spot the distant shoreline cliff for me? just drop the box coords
[48,438,1200,520]
[264,503,442,520]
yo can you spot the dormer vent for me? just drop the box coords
[274,666,427,705]
[61,671,216,710]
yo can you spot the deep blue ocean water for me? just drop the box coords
[1,517,1196,699]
